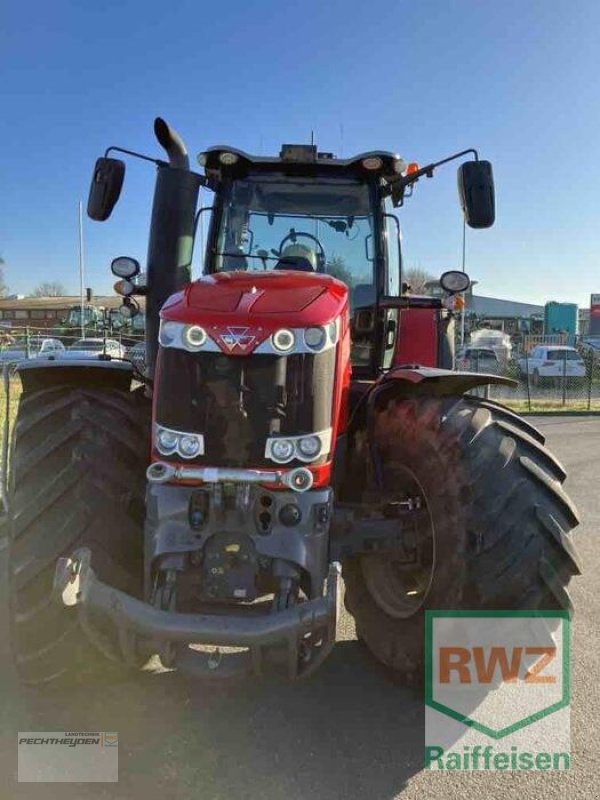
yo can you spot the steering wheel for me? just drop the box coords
[276,230,326,272]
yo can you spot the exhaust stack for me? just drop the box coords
[153,117,190,171]
[145,118,201,376]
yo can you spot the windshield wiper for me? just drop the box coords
[215,251,278,261]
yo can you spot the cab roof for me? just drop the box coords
[197,145,405,181]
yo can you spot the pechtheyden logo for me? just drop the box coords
[425,611,570,771]
[18,732,118,782]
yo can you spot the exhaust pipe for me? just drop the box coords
[154,117,190,171]
[145,118,201,377]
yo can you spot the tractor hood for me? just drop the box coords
[160,271,349,355]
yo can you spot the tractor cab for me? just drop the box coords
[197,145,402,375]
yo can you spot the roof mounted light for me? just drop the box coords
[362,156,383,171]
[393,157,407,174]
[197,152,208,166]
[219,151,239,166]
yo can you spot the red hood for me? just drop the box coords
[160,271,349,355]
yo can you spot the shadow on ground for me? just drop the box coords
[0,559,424,800]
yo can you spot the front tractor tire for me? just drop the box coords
[343,395,581,681]
[8,386,147,685]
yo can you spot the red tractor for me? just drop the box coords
[7,119,580,683]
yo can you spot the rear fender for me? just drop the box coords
[17,360,134,394]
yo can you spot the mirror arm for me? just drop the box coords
[104,146,168,167]
[104,146,208,186]
[386,147,481,206]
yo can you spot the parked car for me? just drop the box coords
[456,347,500,373]
[0,337,65,364]
[61,338,126,360]
[580,336,600,353]
[518,345,586,385]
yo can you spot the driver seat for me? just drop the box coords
[274,256,315,272]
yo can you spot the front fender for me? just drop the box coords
[17,359,134,394]
[346,365,516,443]
[378,365,516,396]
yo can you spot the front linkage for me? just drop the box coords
[52,465,427,679]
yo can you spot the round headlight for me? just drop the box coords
[179,435,201,458]
[272,329,295,352]
[270,439,295,463]
[439,270,471,294]
[297,435,321,460]
[327,320,338,344]
[159,321,180,346]
[197,152,208,166]
[183,325,207,350]
[156,427,178,455]
[304,327,327,351]
[111,256,140,279]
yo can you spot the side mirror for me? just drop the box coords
[87,158,125,221]
[457,160,495,229]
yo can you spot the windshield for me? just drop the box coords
[71,340,106,351]
[212,175,376,306]
[547,350,582,361]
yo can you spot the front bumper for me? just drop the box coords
[53,548,341,680]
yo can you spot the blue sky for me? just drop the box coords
[2,0,599,306]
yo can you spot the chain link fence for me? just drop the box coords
[459,347,600,412]
[0,325,146,372]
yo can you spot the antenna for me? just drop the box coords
[339,123,344,157]
[460,218,467,346]
[310,130,314,146]
[78,200,85,340]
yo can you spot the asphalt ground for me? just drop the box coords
[0,416,598,799]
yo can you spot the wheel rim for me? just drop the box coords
[360,463,435,619]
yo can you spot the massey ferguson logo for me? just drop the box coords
[219,327,256,351]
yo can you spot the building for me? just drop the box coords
[0,295,145,331]
[466,295,544,335]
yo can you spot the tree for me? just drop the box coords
[325,255,355,287]
[32,281,67,297]
[0,256,7,297]
[403,266,435,294]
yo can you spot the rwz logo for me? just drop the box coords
[218,327,256,351]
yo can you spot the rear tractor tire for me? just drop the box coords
[343,395,581,681]
[8,386,148,685]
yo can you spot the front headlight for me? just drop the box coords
[270,438,295,463]
[304,327,327,351]
[159,321,181,347]
[183,325,207,351]
[297,435,321,459]
[156,427,179,455]
[155,425,205,459]
[179,434,202,458]
[265,428,332,464]
[272,329,295,353]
